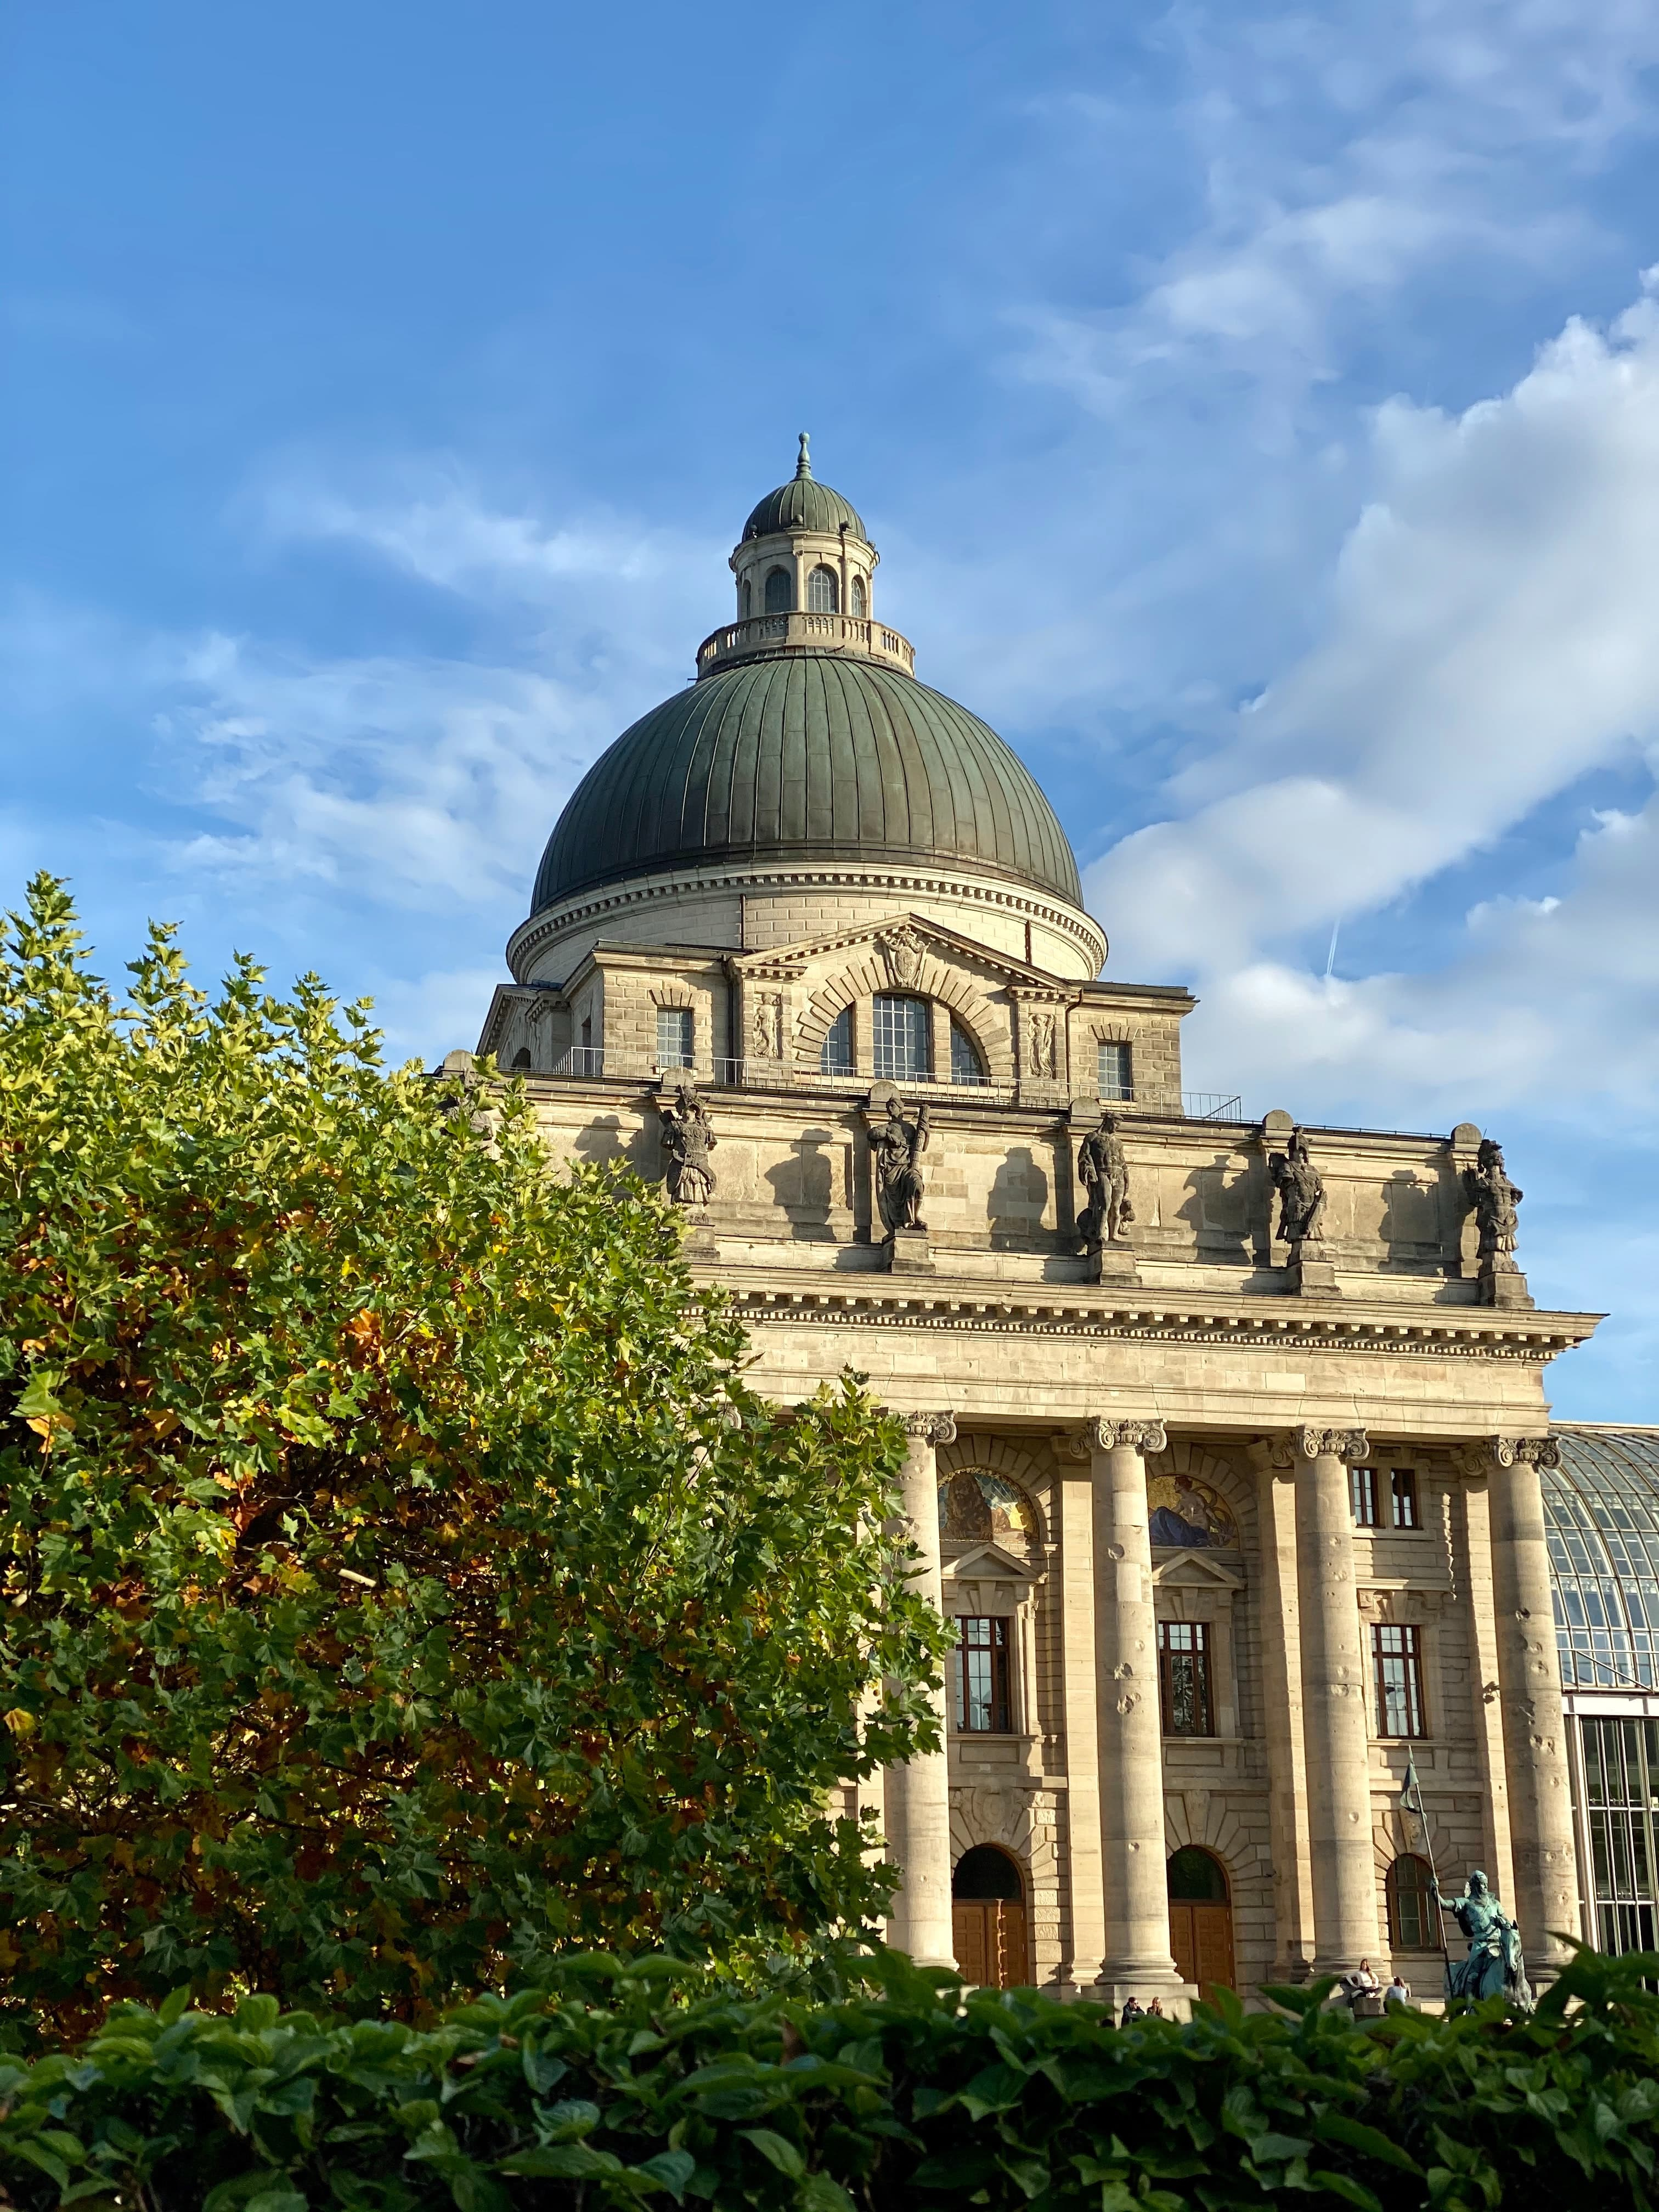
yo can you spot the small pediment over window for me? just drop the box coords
[1150,1551,1244,1591]
[943,1541,1045,1589]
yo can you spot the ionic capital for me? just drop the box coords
[1064,1416,1167,1460]
[1300,1425,1370,1464]
[1453,1435,1559,1479]
[1250,1425,1369,1471]
[901,1410,957,1446]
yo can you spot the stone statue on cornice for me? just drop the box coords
[657,1084,716,1207]
[1269,1126,1325,1251]
[1462,1138,1521,1268]
[1076,1109,1133,1251]
[865,1095,930,1238]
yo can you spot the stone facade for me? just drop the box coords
[470,450,1601,2007]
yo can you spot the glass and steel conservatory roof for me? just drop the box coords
[1545,1427,1659,1691]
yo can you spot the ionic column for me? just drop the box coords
[883,1411,957,1968]
[1069,1417,1185,2005]
[1056,1459,1106,1988]
[1277,1426,1380,1974]
[1477,1436,1579,1979]
[1246,1441,1316,1979]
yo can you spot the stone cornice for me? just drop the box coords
[507,858,1107,981]
[714,1275,1597,1364]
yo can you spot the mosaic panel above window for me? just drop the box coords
[938,1468,1039,1548]
[1147,1473,1237,1549]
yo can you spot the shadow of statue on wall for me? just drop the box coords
[988,1147,1050,1252]
[764,1130,837,1240]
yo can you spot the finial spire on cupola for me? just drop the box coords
[795,431,812,480]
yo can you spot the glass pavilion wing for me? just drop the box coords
[1545,1430,1659,1690]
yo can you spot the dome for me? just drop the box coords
[532,652,1082,912]
[742,432,866,542]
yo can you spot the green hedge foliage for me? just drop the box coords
[2,1945,1657,2212]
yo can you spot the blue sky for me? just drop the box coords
[7,2,1659,1415]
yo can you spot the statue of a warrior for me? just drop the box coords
[1076,1110,1133,1251]
[1462,1138,1521,1265]
[1269,1126,1325,1249]
[657,1084,716,1207]
[864,1094,930,1238]
[1434,1869,1531,2007]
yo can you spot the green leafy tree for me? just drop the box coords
[0,876,947,2043]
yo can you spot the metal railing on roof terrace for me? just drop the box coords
[1182,1092,1246,1122]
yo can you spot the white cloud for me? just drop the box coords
[1090,279,1659,986]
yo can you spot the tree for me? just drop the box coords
[0,877,947,2042]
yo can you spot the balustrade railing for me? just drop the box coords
[694,610,916,676]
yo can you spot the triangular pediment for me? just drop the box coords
[730,911,1070,996]
[943,1541,1045,1586]
[1150,1551,1244,1590]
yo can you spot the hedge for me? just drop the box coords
[2,1945,1656,2212]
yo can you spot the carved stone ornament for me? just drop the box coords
[1064,1417,1169,1459]
[1024,1006,1059,1079]
[749,990,785,1060]
[1454,1435,1561,1477]
[1299,1425,1370,1463]
[878,925,925,992]
[902,1410,958,1445]
[654,1082,717,1207]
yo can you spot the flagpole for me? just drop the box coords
[1401,1752,1453,2002]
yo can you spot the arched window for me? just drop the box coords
[807,564,838,613]
[820,1005,853,1075]
[1166,1847,1229,1902]
[1386,1854,1437,1949]
[510,1047,532,1071]
[872,993,930,1081]
[950,1017,986,1086]
[764,566,793,614]
[953,1846,1023,1901]
[738,579,751,619]
[851,574,867,617]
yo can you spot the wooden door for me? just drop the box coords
[952,1900,1028,1988]
[1170,1901,1234,1995]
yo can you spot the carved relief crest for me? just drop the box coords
[879,926,925,991]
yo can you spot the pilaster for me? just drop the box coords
[1246,1440,1316,1979]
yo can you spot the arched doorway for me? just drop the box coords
[951,1846,1028,1989]
[1167,1847,1234,1995]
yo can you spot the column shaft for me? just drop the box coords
[1251,1458,1316,1978]
[1057,1468,1105,1987]
[1087,1422,1184,2002]
[883,1415,956,1968]
[1487,1446,1579,1977]
[1293,1437,1380,1973]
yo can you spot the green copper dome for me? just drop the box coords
[532,653,1082,911]
[742,432,866,543]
